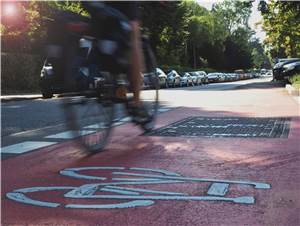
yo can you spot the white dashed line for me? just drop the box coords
[2,107,173,156]
[158,108,170,113]
[1,141,57,154]
[45,130,96,139]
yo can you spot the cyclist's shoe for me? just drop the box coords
[128,104,154,132]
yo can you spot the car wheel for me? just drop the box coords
[161,78,166,88]
[165,81,169,88]
[42,90,53,99]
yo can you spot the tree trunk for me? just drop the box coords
[193,43,196,68]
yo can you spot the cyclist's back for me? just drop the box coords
[82,1,152,125]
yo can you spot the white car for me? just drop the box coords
[166,70,181,87]
[156,68,168,88]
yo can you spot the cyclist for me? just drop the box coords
[82,1,152,126]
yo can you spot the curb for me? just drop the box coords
[1,94,42,102]
[285,84,300,96]
[285,84,300,104]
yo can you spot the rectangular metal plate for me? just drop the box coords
[147,117,291,138]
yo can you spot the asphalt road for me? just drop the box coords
[1,77,274,149]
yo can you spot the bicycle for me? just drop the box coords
[45,5,159,153]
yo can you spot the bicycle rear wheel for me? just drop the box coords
[139,37,159,132]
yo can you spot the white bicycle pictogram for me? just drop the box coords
[6,167,271,209]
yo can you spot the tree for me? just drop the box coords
[140,1,189,66]
[1,1,86,53]
[212,0,253,35]
[259,0,300,58]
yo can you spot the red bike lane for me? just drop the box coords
[2,86,300,226]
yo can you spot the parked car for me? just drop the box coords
[273,58,300,81]
[224,73,231,81]
[166,70,181,87]
[244,73,253,79]
[234,69,246,80]
[266,70,273,76]
[218,73,226,82]
[260,68,267,75]
[196,71,209,84]
[186,72,198,86]
[207,73,220,83]
[40,58,92,98]
[231,73,240,81]
[281,61,300,80]
[155,68,168,88]
[179,72,193,87]
[40,60,56,98]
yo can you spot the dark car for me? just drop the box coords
[273,58,300,81]
[281,61,300,80]
[40,58,95,98]
[40,58,64,98]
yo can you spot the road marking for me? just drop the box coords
[6,167,270,208]
[66,200,154,209]
[158,108,170,113]
[3,107,173,157]
[207,183,229,196]
[84,123,108,129]
[45,130,96,139]
[112,172,271,189]
[104,186,187,196]
[1,141,57,154]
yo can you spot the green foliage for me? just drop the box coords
[140,1,189,66]
[288,74,300,91]
[1,1,87,53]
[1,53,43,94]
[260,0,300,58]
[1,0,267,94]
[251,38,271,68]
[212,0,252,34]
[160,65,216,74]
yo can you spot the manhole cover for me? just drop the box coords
[148,117,291,138]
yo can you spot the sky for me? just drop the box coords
[196,0,266,42]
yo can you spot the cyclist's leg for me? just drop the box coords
[128,20,144,107]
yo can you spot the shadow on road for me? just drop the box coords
[233,80,287,90]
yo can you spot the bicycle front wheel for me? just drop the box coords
[63,94,114,153]
[61,38,115,153]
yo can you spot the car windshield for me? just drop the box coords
[156,68,164,74]
[180,73,187,77]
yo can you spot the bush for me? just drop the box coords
[1,53,44,94]
[288,73,300,91]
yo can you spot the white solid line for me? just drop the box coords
[45,130,95,139]
[1,141,57,154]
[160,108,170,112]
